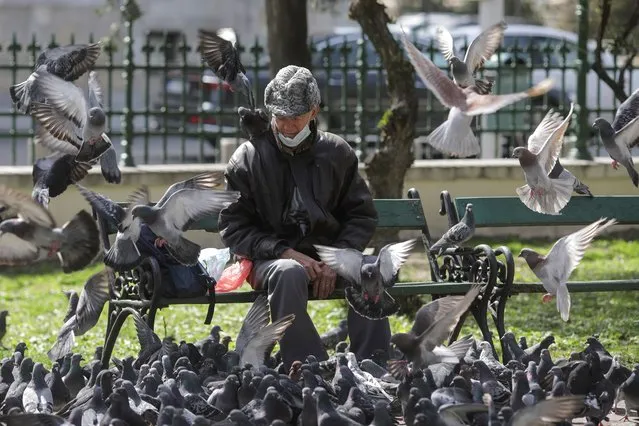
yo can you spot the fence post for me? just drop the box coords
[120,0,136,167]
[575,0,593,160]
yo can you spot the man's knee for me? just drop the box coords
[266,259,309,294]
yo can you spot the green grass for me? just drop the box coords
[1,237,638,366]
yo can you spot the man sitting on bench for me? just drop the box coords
[218,65,391,368]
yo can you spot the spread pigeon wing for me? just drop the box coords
[0,233,39,265]
[313,245,363,286]
[411,295,466,335]
[401,30,468,110]
[463,21,507,73]
[534,103,574,174]
[198,29,245,79]
[35,72,89,131]
[510,395,584,426]
[543,218,616,284]
[155,171,226,209]
[38,42,102,81]
[31,103,83,148]
[239,314,295,368]
[75,184,126,227]
[465,78,554,116]
[33,125,81,155]
[235,294,270,355]
[87,71,104,109]
[435,26,457,61]
[377,239,417,284]
[614,113,639,149]
[74,268,112,336]
[612,88,639,132]
[0,185,56,228]
[159,188,239,231]
[526,109,563,155]
[132,311,162,361]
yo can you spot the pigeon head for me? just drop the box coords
[540,335,556,347]
[477,341,492,353]
[88,107,106,126]
[0,310,7,319]
[549,366,563,377]
[512,146,534,160]
[130,204,157,222]
[389,332,417,353]
[592,117,612,133]
[0,218,32,237]
[518,248,543,269]
[19,357,34,375]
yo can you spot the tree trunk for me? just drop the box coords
[264,0,312,77]
[350,0,421,314]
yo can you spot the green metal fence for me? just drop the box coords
[0,10,636,165]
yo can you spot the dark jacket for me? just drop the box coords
[218,122,378,261]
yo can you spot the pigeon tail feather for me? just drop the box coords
[432,345,462,364]
[9,79,32,114]
[427,118,480,158]
[165,236,201,266]
[556,283,571,322]
[515,178,573,215]
[58,210,100,273]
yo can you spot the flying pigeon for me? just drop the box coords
[0,185,99,272]
[235,294,296,369]
[518,217,617,321]
[31,70,112,163]
[593,111,639,188]
[389,284,481,371]
[402,30,552,159]
[430,203,474,256]
[33,126,121,185]
[509,395,585,426]
[512,104,575,215]
[76,184,149,271]
[548,158,593,198]
[198,29,255,109]
[31,152,92,208]
[435,20,507,92]
[47,269,113,362]
[314,239,417,319]
[10,42,102,114]
[131,188,240,266]
[238,106,269,141]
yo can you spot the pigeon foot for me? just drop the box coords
[154,237,167,248]
[612,159,619,170]
[47,240,61,258]
[529,187,544,201]
[542,293,554,303]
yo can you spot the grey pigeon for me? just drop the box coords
[0,310,8,349]
[46,363,70,412]
[509,394,584,425]
[519,217,616,321]
[0,413,71,425]
[389,284,481,374]
[411,295,466,335]
[512,104,575,215]
[593,114,639,187]
[47,269,112,361]
[235,295,295,369]
[402,31,553,158]
[314,239,416,319]
[548,158,593,197]
[435,20,507,92]
[0,186,99,272]
[198,29,255,109]
[429,203,474,255]
[616,364,639,417]
[238,106,270,141]
[613,87,639,147]
[61,354,85,399]
[22,363,53,414]
[31,71,112,163]
[31,153,92,208]
[10,42,102,114]
[313,387,360,425]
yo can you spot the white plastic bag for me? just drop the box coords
[198,247,231,282]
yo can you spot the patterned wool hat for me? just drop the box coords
[264,65,321,117]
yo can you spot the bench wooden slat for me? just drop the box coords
[105,198,427,234]
[454,196,639,227]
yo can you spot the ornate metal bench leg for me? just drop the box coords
[137,257,163,331]
[470,245,499,359]
[494,246,515,364]
[101,307,138,370]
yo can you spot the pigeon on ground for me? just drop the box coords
[22,362,53,414]
[0,186,99,272]
[238,106,270,140]
[616,364,639,419]
[47,269,113,361]
[435,20,507,92]
[593,115,639,188]
[31,70,112,163]
[429,203,474,256]
[235,295,296,369]
[10,42,102,114]
[512,104,575,215]
[519,217,617,321]
[402,30,553,158]
[548,158,593,197]
[314,239,416,320]
[389,284,481,373]
[0,310,7,349]
[198,29,255,109]
[130,185,240,266]
[31,153,92,208]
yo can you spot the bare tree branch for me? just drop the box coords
[620,7,639,42]
[615,5,639,91]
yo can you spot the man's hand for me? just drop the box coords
[313,263,337,300]
[281,248,323,281]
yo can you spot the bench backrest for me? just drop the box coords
[100,198,427,235]
[453,196,639,227]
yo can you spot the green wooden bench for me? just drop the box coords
[95,188,509,369]
[439,190,639,362]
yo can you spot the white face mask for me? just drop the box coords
[275,121,312,148]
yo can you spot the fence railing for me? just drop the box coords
[0,16,636,165]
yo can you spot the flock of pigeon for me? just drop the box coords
[0,19,637,426]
